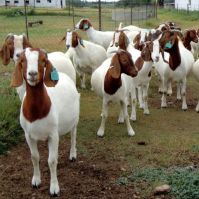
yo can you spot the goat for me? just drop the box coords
[0,33,76,100]
[192,58,199,112]
[91,50,138,137]
[10,48,80,196]
[154,30,194,110]
[64,30,107,89]
[110,30,160,120]
[75,18,115,50]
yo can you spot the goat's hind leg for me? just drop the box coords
[25,133,41,188]
[121,100,135,136]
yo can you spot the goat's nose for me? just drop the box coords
[155,56,159,62]
[66,44,70,49]
[28,71,38,77]
[115,43,119,47]
[16,53,20,58]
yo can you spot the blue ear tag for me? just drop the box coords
[80,39,84,46]
[83,23,89,30]
[165,42,172,49]
[51,67,59,81]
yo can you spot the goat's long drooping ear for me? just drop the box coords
[23,35,32,48]
[10,58,23,87]
[119,31,128,50]
[109,53,121,79]
[0,43,11,65]
[44,59,58,87]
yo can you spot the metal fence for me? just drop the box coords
[0,2,157,52]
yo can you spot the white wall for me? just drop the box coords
[175,0,199,11]
[1,0,66,8]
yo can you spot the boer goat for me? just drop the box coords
[11,48,80,196]
[91,50,138,137]
[0,33,76,100]
[64,30,107,89]
[154,30,194,110]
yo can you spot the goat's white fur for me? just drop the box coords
[19,48,80,196]
[65,31,107,89]
[91,57,135,137]
[154,38,194,110]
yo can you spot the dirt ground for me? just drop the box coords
[0,81,197,199]
[0,139,174,199]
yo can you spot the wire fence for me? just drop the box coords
[0,2,157,52]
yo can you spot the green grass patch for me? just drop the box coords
[117,167,199,199]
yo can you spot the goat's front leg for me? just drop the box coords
[138,86,144,109]
[195,101,199,112]
[161,78,167,108]
[80,73,86,89]
[167,81,172,96]
[181,78,187,110]
[143,84,150,115]
[48,134,59,196]
[97,99,108,137]
[121,100,135,136]
[25,133,41,188]
[130,86,137,121]
[176,82,182,100]
[69,126,77,161]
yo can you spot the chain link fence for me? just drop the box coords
[0,2,157,52]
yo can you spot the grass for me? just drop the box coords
[0,6,199,198]
[117,167,199,199]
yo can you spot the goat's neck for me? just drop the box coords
[104,70,122,95]
[167,39,181,71]
[23,82,51,122]
[86,27,98,41]
[183,36,192,51]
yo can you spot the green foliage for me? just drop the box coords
[0,89,23,154]
[122,167,199,199]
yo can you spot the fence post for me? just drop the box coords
[98,0,102,30]
[24,0,29,40]
[130,1,133,25]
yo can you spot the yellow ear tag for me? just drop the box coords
[51,67,59,81]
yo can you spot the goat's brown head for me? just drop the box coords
[65,31,85,49]
[184,29,198,43]
[110,50,137,78]
[0,34,32,65]
[111,30,129,50]
[75,18,92,31]
[159,30,179,52]
[11,48,58,88]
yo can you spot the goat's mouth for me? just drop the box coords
[27,78,39,86]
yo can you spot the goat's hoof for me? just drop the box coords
[70,157,76,162]
[32,184,40,189]
[97,135,104,138]
[50,192,60,197]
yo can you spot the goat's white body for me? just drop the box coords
[72,40,107,88]
[154,40,194,109]
[20,72,80,195]
[84,27,114,50]
[48,52,76,83]
[91,58,135,137]
[191,41,199,59]
[127,45,153,120]
[21,73,80,140]
[192,59,199,111]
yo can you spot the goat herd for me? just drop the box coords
[0,18,199,196]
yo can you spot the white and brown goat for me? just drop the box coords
[11,48,80,196]
[91,50,138,137]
